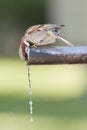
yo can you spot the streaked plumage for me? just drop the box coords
[19,24,73,60]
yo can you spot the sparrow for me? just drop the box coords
[19,24,74,60]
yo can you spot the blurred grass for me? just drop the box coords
[0,57,87,130]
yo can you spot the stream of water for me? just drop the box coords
[26,63,34,123]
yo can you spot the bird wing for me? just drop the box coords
[24,24,65,45]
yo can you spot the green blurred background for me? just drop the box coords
[0,0,87,130]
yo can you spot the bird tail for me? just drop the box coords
[57,36,74,46]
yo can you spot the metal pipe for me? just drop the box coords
[27,46,87,64]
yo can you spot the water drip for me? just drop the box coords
[26,63,34,123]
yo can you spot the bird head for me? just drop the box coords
[19,38,29,60]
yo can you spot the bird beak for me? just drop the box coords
[24,40,30,47]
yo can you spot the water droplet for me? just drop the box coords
[29,101,33,105]
[30,117,34,123]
